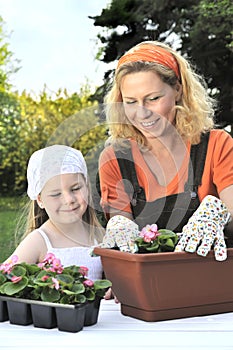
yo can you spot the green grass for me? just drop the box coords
[0,196,27,262]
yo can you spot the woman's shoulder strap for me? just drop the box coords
[185,132,210,193]
[113,140,146,206]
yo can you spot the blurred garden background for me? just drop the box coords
[0,0,232,261]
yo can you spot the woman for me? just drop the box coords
[98,41,233,258]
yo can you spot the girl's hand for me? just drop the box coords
[104,287,119,303]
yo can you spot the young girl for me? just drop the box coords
[8,144,104,281]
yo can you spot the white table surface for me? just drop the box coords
[1,299,233,350]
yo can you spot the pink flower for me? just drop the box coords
[9,255,18,264]
[41,275,49,282]
[0,255,18,273]
[140,224,160,243]
[83,279,94,288]
[52,258,63,273]
[52,277,60,290]
[0,263,11,274]
[37,262,46,269]
[79,266,89,277]
[38,253,63,273]
[43,253,56,264]
[11,275,22,283]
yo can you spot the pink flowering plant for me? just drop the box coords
[0,253,111,304]
[135,224,179,253]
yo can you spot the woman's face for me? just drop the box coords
[37,173,88,225]
[120,71,182,138]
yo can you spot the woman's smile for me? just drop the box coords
[140,117,161,130]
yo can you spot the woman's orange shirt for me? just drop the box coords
[99,129,233,214]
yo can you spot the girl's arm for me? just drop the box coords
[6,230,47,264]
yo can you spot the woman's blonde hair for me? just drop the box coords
[105,40,216,145]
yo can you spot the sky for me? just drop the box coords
[0,0,112,95]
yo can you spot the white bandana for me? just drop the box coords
[27,145,88,200]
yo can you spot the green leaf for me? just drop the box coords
[1,276,28,295]
[28,289,41,300]
[164,238,175,248]
[94,279,112,290]
[74,294,86,304]
[57,274,74,285]
[61,289,76,295]
[158,232,178,245]
[158,229,176,235]
[41,286,60,302]
[11,265,27,277]
[64,265,83,276]
[134,237,144,244]
[72,282,85,293]
[145,245,159,252]
[22,263,40,275]
[62,282,85,295]
[59,295,72,304]
[85,289,95,301]
[36,270,54,279]
[0,273,7,284]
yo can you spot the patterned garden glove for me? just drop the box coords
[98,215,140,253]
[175,195,231,261]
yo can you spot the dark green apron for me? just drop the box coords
[115,133,210,232]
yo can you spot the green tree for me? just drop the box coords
[0,16,20,90]
[187,0,233,125]
[0,16,21,193]
[90,0,233,126]
[1,85,108,195]
[0,16,108,195]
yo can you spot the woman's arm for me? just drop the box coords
[109,208,134,220]
[220,184,233,233]
[99,147,133,216]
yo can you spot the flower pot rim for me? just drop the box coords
[93,247,233,263]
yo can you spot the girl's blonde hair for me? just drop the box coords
[105,40,216,145]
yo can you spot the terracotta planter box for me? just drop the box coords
[94,247,233,322]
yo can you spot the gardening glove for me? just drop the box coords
[175,195,231,261]
[98,215,140,253]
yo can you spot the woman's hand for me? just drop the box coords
[99,215,140,253]
[175,195,231,261]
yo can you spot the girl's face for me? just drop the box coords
[120,71,182,138]
[37,173,88,225]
